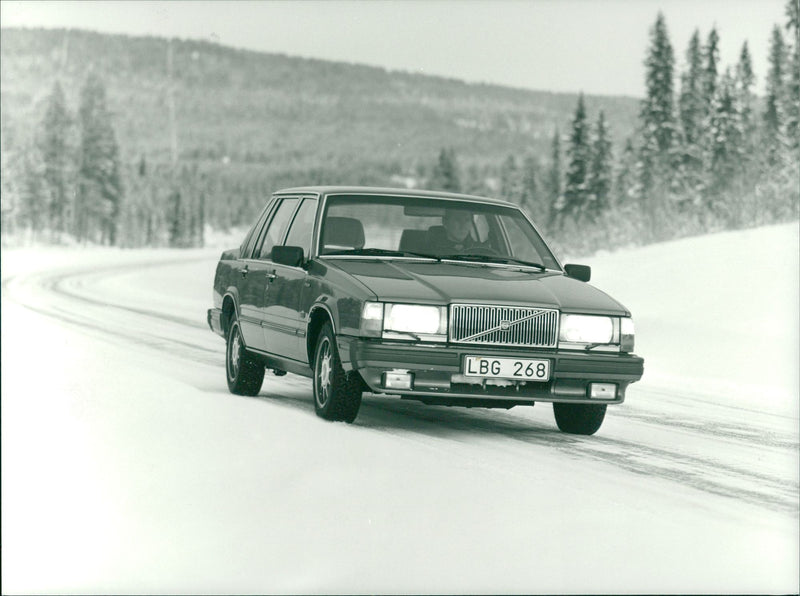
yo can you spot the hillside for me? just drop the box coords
[0,27,639,178]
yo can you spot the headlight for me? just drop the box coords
[620,317,635,352]
[385,304,447,335]
[559,314,614,344]
[360,302,447,340]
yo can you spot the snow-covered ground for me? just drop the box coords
[2,223,798,594]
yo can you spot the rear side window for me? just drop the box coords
[241,203,273,258]
[254,198,299,260]
[284,198,318,258]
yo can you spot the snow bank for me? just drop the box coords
[586,222,799,418]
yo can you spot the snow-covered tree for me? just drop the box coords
[614,137,637,207]
[520,155,546,224]
[641,12,677,158]
[562,94,591,220]
[735,42,756,134]
[546,128,563,227]
[587,110,613,219]
[500,154,520,204]
[704,69,745,218]
[763,26,789,166]
[39,81,73,236]
[784,0,800,153]
[77,72,123,244]
[701,27,720,119]
[429,147,461,192]
[679,29,705,145]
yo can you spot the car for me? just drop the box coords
[207,186,644,435]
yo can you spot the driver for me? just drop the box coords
[429,209,480,254]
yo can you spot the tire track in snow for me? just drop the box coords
[354,398,799,515]
[3,259,222,367]
[5,254,798,515]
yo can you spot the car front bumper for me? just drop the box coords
[338,337,644,406]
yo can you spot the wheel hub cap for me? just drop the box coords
[317,341,332,406]
[230,331,241,376]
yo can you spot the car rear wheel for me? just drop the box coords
[226,318,265,396]
[553,402,607,435]
[313,322,362,423]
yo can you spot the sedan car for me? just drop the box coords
[207,186,644,434]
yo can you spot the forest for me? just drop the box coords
[1,2,797,257]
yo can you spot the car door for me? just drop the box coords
[239,197,300,352]
[236,202,274,349]
[262,197,318,362]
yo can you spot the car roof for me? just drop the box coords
[273,186,514,206]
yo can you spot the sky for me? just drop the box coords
[0,1,790,97]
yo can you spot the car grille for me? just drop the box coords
[449,304,559,348]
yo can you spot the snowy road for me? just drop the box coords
[2,224,798,594]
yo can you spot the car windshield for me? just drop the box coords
[319,194,560,270]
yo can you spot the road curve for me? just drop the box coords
[4,252,798,516]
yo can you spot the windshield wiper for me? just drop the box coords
[324,248,441,260]
[440,254,547,271]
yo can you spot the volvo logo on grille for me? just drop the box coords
[499,320,511,331]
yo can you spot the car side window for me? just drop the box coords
[284,198,318,258]
[241,203,273,258]
[254,198,300,260]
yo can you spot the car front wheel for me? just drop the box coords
[553,402,607,435]
[226,318,265,396]
[313,322,362,423]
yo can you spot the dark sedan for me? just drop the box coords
[208,186,644,434]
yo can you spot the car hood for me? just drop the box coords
[326,259,630,315]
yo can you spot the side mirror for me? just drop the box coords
[564,263,591,282]
[272,245,305,267]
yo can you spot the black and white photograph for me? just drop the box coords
[1,0,798,593]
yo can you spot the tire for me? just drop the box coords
[313,322,362,423]
[226,318,265,396]
[553,402,607,435]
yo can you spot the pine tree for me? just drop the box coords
[20,147,47,237]
[614,138,637,207]
[39,81,73,237]
[641,12,677,157]
[676,30,706,207]
[638,11,678,210]
[546,128,563,227]
[705,69,746,223]
[520,155,543,223]
[764,25,788,166]
[500,154,520,204]
[784,0,800,152]
[77,72,124,244]
[735,42,756,132]
[167,188,183,247]
[562,94,591,220]
[701,27,720,119]
[587,110,613,219]
[679,29,704,145]
[787,0,800,38]
[430,148,460,192]
[0,108,22,237]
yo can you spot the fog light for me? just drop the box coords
[383,371,414,390]
[589,383,616,399]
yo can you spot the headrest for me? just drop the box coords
[323,217,365,249]
[399,229,429,252]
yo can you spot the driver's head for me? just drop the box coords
[443,209,472,242]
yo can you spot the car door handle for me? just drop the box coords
[238,265,249,277]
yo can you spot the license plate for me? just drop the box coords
[463,356,551,381]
